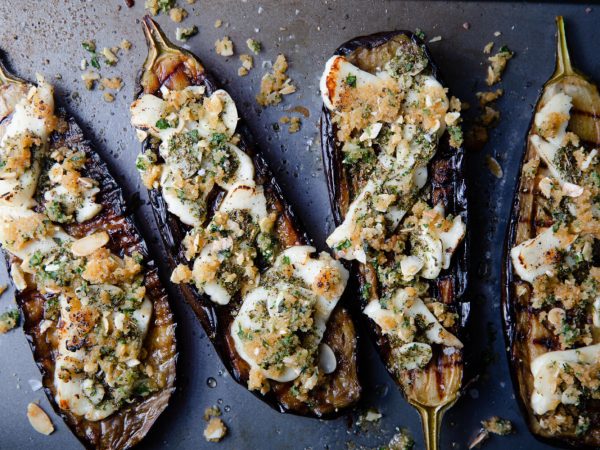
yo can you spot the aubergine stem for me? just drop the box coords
[141,16,173,74]
[548,16,576,85]
[409,396,457,450]
[0,59,26,88]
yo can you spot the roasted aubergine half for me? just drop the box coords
[320,31,468,443]
[129,17,360,418]
[504,17,600,447]
[0,61,176,449]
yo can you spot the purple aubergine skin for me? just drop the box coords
[319,31,469,402]
[0,61,177,450]
[134,17,361,419]
[501,18,600,449]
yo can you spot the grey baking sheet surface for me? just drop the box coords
[0,1,598,449]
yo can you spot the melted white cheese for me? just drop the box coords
[320,55,383,111]
[531,343,600,415]
[219,183,267,222]
[534,91,572,147]
[326,180,375,263]
[0,78,54,209]
[510,226,577,283]
[364,287,462,348]
[439,215,466,270]
[192,235,235,305]
[160,164,202,227]
[231,246,348,382]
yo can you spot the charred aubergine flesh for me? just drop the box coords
[320,31,468,435]
[0,63,176,449]
[129,17,360,417]
[504,17,600,447]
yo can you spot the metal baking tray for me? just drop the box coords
[0,1,597,448]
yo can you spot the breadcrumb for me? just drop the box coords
[204,418,227,442]
[214,19,222,28]
[215,37,234,57]
[246,38,262,54]
[483,42,494,54]
[256,54,296,107]
[169,7,187,23]
[486,46,514,86]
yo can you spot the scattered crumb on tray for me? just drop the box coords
[204,417,227,442]
[246,38,262,55]
[486,46,514,86]
[0,308,19,334]
[256,54,296,107]
[203,405,227,443]
[176,25,198,42]
[387,428,415,450]
[214,19,222,28]
[483,41,494,54]
[279,115,301,133]
[237,54,254,76]
[215,36,234,57]
[169,6,187,23]
[469,416,514,448]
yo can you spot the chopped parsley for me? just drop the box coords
[155,118,170,130]
[82,40,96,53]
[414,28,426,40]
[210,132,228,146]
[335,239,352,251]
[345,74,357,88]
[90,56,101,70]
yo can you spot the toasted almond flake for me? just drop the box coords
[71,231,110,257]
[27,403,54,435]
[10,262,27,291]
[486,155,503,178]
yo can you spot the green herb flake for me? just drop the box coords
[90,56,101,70]
[82,40,96,53]
[155,118,170,130]
[345,74,357,88]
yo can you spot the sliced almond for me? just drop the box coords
[71,231,109,257]
[10,262,27,291]
[27,403,54,435]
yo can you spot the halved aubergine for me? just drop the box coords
[503,17,600,448]
[131,17,360,418]
[320,32,468,448]
[0,61,176,449]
